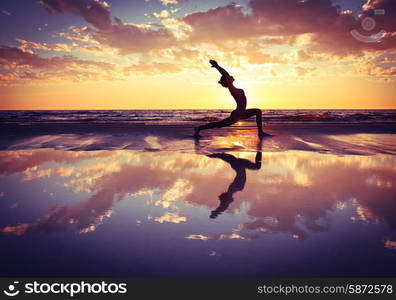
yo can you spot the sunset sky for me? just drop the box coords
[0,0,395,110]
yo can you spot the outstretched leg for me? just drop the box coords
[194,117,237,137]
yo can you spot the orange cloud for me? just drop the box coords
[0,45,116,85]
[16,38,71,52]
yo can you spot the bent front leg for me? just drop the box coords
[244,109,263,134]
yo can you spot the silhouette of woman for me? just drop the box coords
[194,60,269,138]
[208,151,262,219]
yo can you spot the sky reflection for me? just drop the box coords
[0,148,395,276]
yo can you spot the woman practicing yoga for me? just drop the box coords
[194,59,269,138]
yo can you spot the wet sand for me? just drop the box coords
[1,122,395,154]
[0,122,395,276]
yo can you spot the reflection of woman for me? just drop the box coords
[194,60,269,138]
[208,152,262,219]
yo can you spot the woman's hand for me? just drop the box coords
[209,59,218,67]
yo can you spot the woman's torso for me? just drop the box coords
[230,88,247,112]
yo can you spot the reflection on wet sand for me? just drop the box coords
[208,152,262,219]
[0,147,395,247]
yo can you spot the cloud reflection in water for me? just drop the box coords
[0,148,395,248]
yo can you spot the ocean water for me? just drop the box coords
[1,109,395,124]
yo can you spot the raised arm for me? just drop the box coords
[209,60,231,77]
[209,60,235,88]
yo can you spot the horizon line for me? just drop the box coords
[0,108,395,111]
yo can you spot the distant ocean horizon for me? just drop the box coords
[1,109,395,124]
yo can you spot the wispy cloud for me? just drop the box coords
[0,9,11,16]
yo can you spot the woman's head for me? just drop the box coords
[218,75,234,88]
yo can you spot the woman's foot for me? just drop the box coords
[258,131,272,139]
[194,127,202,138]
